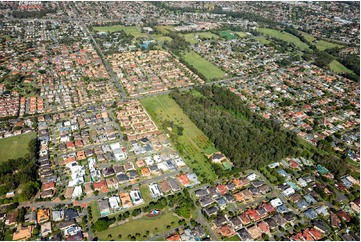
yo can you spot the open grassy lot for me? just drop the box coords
[236,31,248,37]
[139,184,152,204]
[155,25,175,34]
[329,60,353,74]
[151,34,172,43]
[225,234,241,241]
[257,28,310,51]
[140,95,218,182]
[182,51,226,81]
[0,132,36,162]
[89,200,101,222]
[299,31,344,50]
[95,212,180,240]
[93,25,146,38]
[183,32,219,44]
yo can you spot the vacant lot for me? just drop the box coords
[140,95,218,182]
[182,51,225,81]
[93,25,146,38]
[0,132,36,162]
[89,200,101,222]
[151,34,172,43]
[96,212,180,240]
[329,60,353,74]
[257,28,310,51]
[183,32,219,44]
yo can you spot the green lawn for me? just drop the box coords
[183,32,219,44]
[96,212,180,240]
[140,95,218,182]
[329,60,353,74]
[299,31,316,42]
[0,132,36,162]
[257,28,310,51]
[182,51,226,81]
[89,200,101,222]
[225,234,241,241]
[93,25,146,38]
[139,184,152,204]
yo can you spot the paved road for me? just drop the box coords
[83,207,93,241]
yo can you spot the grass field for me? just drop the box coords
[257,28,310,51]
[252,36,271,45]
[96,212,180,240]
[93,25,146,38]
[183,32,219,44]
[225,235,241,241]
[0,132,36,162]
[219,30,237,40]
[299,31,343,50]
[329,60,353,74]
[139,184,152,204]
[182,51,226,81]
[140,95,218,182]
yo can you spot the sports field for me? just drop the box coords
[183,32,219,44]
[257,28,310,51]
[0,132,36,162]
[219,30,237,40]
[151,34,172,43]
[93,25,146,38]
[182,51,225,81]
[140,95,218,182]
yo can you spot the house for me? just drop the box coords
[64,208,78,221]
[65,231,83,241]
[117,173,129,184]
[238,212,251,225]
[192,225,206,239]
[93,179,107,191]
[247,225,262,240]
[130,189,144,205]
[216,184,228,195]
[58,220,76,231]
[128,170,139,180]
[229,216,242,230]
[258,221,270,234]
[98,199,110,216]
[177,174,190,187]
[337,210,351,222]
[149,183,163,198]
[265,217,277,230]
[24,211,37,224]
[304,208,318,220]
[166,233,181,241]
[218,224,235,237]
[37,209,50,224]
[272,214,287,226]
[42,181,55,191]
[313,220,330,234]
[263,202,276,213]
[203,206,219,217]
[52,210,64,222]
[224,193,235,203]
[296,199,310,211]
[13,225,34,241]
[106,178,118,190]
[246,208,261,221]
[119,192,133,209]
[109,196,121,210]
[213,215,227,228]
[168,178,181,192]
[41,221,52,237]
[238,228,252,241]
[215,197,227,209]
[180,229,195,241]
[211,153,226,163]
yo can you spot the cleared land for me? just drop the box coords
[95,212,180,240]
[329,60,353,74]
[183,32,219,44]
[93,25,146,38]
[257,28,310,51]
[182,51,226,81]
[0,132,36,162]
[140,95,218,182]
[89,200,101,222]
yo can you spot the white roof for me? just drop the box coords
[72,186,82,198]
[270,198,283,208]
[109,196,120,209]
[283,187,295,197]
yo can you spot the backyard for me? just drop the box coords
[140,95,218,182]
[182,51,226,81]
[0,132,36,162]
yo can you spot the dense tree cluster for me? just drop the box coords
[170,86,350,176]
[163,32,189,55]
[170,86,298,169]
[12,9,57,18]
[92,217,116,231]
